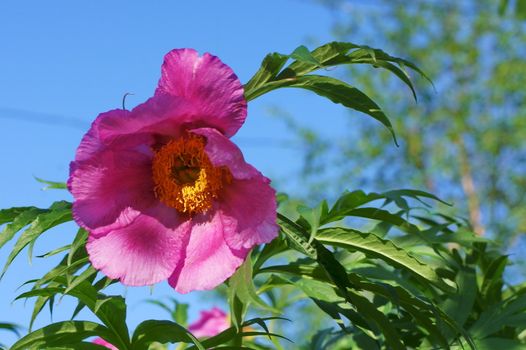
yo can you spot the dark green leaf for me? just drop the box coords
[315,227,454,292]
[277,213,317,258]
[246,75,398,145]
[131,320,204,350]
[0,322,22,336]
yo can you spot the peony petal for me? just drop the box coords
[191,127,260,180]
[168,209,248,293]
[188,307,229,338]
[92,337,118,350]
[74,109,129,162]
[218,177,279,251]
[86,205,189,286]
[156,49,247,137]
[69,148,156,231]
[92,95,218,145]
[96,95,188,143]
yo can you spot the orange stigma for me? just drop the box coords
[152,134,231,214]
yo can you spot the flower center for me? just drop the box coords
[152,134,231,214]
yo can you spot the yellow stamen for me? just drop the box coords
[152,134,231,214]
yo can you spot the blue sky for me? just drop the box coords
[0,0,353,345]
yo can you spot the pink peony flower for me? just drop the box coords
[68,49,278,293]
[92,337,118,350]
[188,307,230,338]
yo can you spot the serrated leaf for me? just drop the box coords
[316,227,454,292]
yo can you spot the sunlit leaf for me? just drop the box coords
[34,177,68,190]
[1,201,72,279]
[10,321,112,350]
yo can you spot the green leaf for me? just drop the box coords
[315,243,406,350]
[39,343,111,350]
[244,53,289,95]
[0,206,42,226]
[63,265,98,294]
[0,207,46,249]
[36,244,71,258]
[0,322,22,336]
[289,45,323,67]
[228,256,280,316]
[298,200,329,243]
[278,41,360,78]
[131,320,204,350]
[259,262,471,349]
[315,227,454,292]
[277,213,317,258]
[145,298,189,325]
[34,177,68,190]
[253,237,289,273]
[441,267,477,328]
[68,229,88,266]
[10,321,112,350]
[186,318,288,350]
[323,189,449,226]
[17,279,131,349]
[325,190,382,222]
[341,207,421,234]
[1,201,73,279]
[470,293,526,338]
[382,189,450,207]
[463,338,526,350]
[278,41,431,97]
[246,75,398,145]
